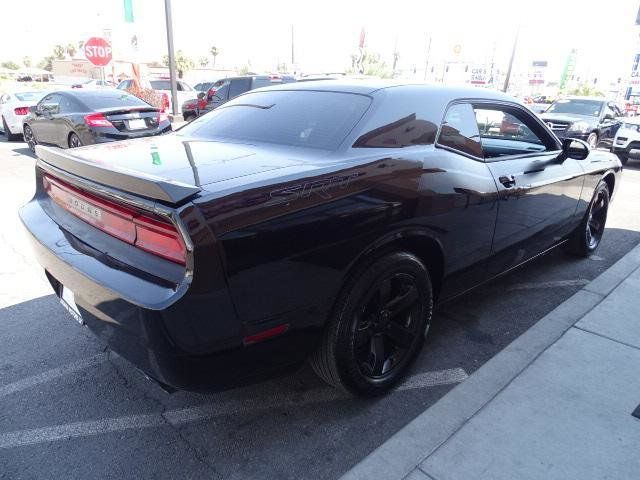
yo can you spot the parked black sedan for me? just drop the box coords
[539,96,624,149]
[23,89,171,153]
[20,82,621,396]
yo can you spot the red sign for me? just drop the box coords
[84,37,112,66]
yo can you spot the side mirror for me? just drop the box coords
[562,138,590,160]
[603,113,615,121]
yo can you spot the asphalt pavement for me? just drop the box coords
[1,133,640,480]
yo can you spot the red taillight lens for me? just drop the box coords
[134,216,186,264]
[84,113,113,128]
[14,107,29,115]
[43,175,186,265]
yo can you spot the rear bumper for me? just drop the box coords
[19,189,319,392]
[82,124,172,145]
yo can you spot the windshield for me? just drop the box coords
[178,90,372,150]
[546,99,603,117]
[14,92,45,101]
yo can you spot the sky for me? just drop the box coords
[2,0,640,86]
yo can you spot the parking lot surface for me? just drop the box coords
[1,134,640,480]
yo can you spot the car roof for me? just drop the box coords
[561,96,607,102]
[59,88,133,97]
[260,79,515,101]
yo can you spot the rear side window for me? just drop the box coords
[79,92,151,110]
[180,90,371,150]
[353,89,438,148]
[437,103,483,157]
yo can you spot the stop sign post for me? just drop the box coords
[84,37,112,67]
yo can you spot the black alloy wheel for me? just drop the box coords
[566,181,610,256]
[585,186,608,250]
[23,125,36,153]
[68,132,82,148]
[311,252,433,396]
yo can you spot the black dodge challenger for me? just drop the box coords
[20,81,621,396]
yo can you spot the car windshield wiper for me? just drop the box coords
[219,103,274,110]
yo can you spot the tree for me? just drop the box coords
[53,45,65,60]
[23,57,32,68]
[199,56,209,68]
[1,61,19,70]
[347,50,393,79]
[37,56,54,72]
[568,84,604,97]
[162,51,194,79]
[66,43,77,59]
[210,46,219,67]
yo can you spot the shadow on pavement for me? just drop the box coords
[0,227,639,480]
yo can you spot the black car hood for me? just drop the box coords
[68,133,337,197]
[539,112,597,125]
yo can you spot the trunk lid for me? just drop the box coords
[35,134,329,203]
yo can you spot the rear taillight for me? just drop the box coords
[84,113,113,128]
[43,175,186,265]
[14,107,29,115]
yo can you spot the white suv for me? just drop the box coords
[612,118,640,165]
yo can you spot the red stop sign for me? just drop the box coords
[84,37,112,66]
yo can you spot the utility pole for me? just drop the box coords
[503,25,520,93]
[163,0,180,119]
[423,34,432,81]
[291,25,295,69]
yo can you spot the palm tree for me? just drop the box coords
[66,43,77,59]
[210,46,219,68]
[53,45,65,60]
[199,56,209,68]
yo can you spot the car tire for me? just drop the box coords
[2,117,19,141]
[616,153,629,165]
[587,132,598,149]
[23,124,37,154]
[310,251,433,396]
[565,181,610,257]
[68,132,82,148]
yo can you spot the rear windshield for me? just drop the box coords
[150,80,171,90]
[80,92,151,110]
[178,90,371,150]
[15,92,44,101]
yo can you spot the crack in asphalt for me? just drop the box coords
[105,351,223,478]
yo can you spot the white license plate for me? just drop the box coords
[60,286,84,324]
[128,119,147,130]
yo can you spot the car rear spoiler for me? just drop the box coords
[35,145,201,204]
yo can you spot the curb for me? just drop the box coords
[340,243,640,480]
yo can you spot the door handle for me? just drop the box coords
[499,175,516,188]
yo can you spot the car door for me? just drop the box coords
[49,94,75,148]
[30,93,60,144]
[473,101,584,277]
[598,103,622,149]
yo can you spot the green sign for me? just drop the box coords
[124,0,134,23]
[560,49,577,90]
